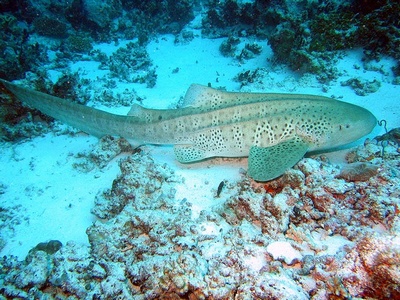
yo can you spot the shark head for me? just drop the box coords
[314,100,377,151]
[248,101,377,181]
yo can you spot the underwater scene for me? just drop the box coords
[0,0,400,298]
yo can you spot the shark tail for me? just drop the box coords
[0,79,128,138]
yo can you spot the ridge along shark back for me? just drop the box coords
[0,79,377,181]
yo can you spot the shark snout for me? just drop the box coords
[331,105,377,147]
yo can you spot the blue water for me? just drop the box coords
[0,1,399,298]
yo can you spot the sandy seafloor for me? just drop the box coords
[1,25,400,299]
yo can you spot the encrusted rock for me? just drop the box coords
[83,0,122,28]
[91,152,181,219]
[336,162,379,182]
[74,135,133,172]
[108,42,157,87]
[336,235,400,298]
[13,251,52,289]
[340,77,381,96]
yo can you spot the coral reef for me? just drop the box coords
[52,73,85,103]
[174,29,195,45]
[1,0,397,92]
[0,13,48,81]
[0,205,28,252]
[341,77,381,96]
[0,71,94,141]
[375,127,400,146]
[336,162,379,182]
[201,0,399,83]
[73,135,133,172]
[1,0,398,87]
[1,0,400,298]
[220,36,262,62]
[355,2,400,61]
[335,235,400,298]
[201,0,260,38]
[83,0,122,29]
[219,36,240,57]
[234,68,264,87]
[33,16,69,38]
[27,240,63,258]
[1,134,399,298]
[121,0,194,37]
[0,81,53,142]
[92,86,141,107]
[66,34,93,53]
[108,42,157,87]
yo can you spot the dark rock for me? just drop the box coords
[33,16,69,38]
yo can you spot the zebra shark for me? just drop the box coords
[0,79,376,181]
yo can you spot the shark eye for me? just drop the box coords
[339,124,351,130]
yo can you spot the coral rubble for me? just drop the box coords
[1,134,399,298]
[108,42,157,87]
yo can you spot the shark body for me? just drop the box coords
[0,79,376,181]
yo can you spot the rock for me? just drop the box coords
[33,16,68,38]
[108,42,157,87]
[340,77,381,96]
[14,251,52,288]
[337,162,379,182]
[266,241,302,265]
[336,235,400,298]
[83,0,122,28]
[74,135,133,172]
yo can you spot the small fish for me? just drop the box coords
[0,79,376,181]
[216,181,225,197]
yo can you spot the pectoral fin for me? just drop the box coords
[248,137,309,181]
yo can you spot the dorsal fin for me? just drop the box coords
[127,103,147,117]
[127,103,170,123]
[181,84,220,108]
[181,84,252,110]
[182,84,287,111]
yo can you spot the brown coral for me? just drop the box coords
[336,162,379,182]
[337,235,400,298]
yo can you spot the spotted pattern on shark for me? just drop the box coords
[0,80,376,181]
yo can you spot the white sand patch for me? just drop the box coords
[267,241,302,265]
[0,133,121,258]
